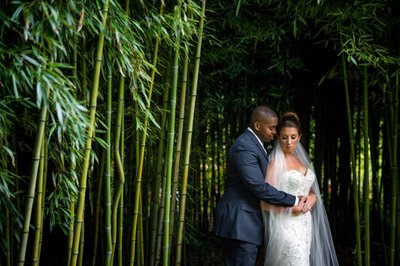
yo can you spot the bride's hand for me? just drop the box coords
[302,192,317,213]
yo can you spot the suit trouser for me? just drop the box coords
[221,238,259,266]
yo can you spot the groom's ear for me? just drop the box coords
[254,121,260,130]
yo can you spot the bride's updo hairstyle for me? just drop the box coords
[276,112,301,135]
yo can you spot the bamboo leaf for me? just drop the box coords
[56,102,64,126]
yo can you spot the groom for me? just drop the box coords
[214,105,304,265]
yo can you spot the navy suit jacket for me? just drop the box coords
[214,129,296,245]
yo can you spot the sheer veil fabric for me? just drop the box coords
[262,142,339,266]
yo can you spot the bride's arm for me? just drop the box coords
[260,200,284,212]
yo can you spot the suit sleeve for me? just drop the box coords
[231,144,296,206]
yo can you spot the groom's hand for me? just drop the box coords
[291,196,307,215]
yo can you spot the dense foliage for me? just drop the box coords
[0,0,399,265]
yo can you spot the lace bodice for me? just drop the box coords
[280,168,315,196]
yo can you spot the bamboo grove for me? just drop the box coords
[0,0,399,265]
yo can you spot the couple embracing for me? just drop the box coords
[214,106,338,266]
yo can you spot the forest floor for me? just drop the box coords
[188,233,356,266]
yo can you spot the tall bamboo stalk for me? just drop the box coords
[91,150,105,266]
[118,117,125,266]
[69,0,110,265]
[362,65,370,266]
[169,39,189,245]
[162,3,182,264]
[78,221,85,266]
[388,74,399,266]
[130,4,164,265]
[6,207,11,266]
[31,139,46,266]
[104,67,113,266]
[67,201,76,265]
[151,83,169,266]
[176,1,206,264]
[18,86,49,266]
[111,76,125,263]
[341,53,362,265]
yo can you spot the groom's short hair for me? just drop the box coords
[250,105,277,125]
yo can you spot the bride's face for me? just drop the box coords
[278,127,301,155]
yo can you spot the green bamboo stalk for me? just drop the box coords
[118,116,125,266]
[18,86,49,266]
[175,1,205,264]
[145,16,168,266]
[341,52,362,265]
[104,67,113,266]
[112,76,126,263]
[389,74,399,266]
[32,140,46,266]
[362,65,370,266]
[69,1,110,265]
[118,193,124,266]
[91,151,105,266]
[78,220,85,266]
[67,202,75,266]
[169,37,189,246]
[155,165,167,266]
[39,130,48,263]
[96,156,106,256]
[151,84,169,266]
[162,3,182,264]
[6,207,11,266]
[139,194,145,266]
[130,4,164,264]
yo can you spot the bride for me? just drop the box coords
[261,112,338,266]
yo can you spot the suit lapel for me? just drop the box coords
[245,129,269,161]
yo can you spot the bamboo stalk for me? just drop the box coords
[362,65,370,266]
[112,76,126,263]
[67,201,76,265]
[175,1,206,264]
[130,3,164,264]
[104,67,113,266]
[151,84,169,266]
[78,220,85,266]
[69,1,110,265]
[162,3,182,264]
[389,74,399,266]
[32,139,46,265]
[341,53,362,265]
[169,36,189,245]
[18,86,49,266]
[118,116,125,266]
[91,150,105,266]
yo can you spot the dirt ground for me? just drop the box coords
[187,234,356,266]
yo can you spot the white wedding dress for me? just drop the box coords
[264,169,315,266]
